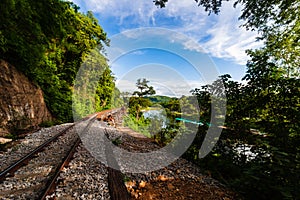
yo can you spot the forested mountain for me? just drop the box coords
[0,0,116,122]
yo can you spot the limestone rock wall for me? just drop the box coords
[0,60,52,136]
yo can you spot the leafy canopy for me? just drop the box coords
[153,0,300,199]
[0,0,115,122]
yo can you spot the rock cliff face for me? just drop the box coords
[0,60,52,136]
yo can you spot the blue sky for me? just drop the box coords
[71,0,262,96]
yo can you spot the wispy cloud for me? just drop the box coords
[115,79,136,93]
[200,2,262,65]
[130,50,146,55]
[72,0,158,26]
[182,39,206,53]
[72,0,262,65]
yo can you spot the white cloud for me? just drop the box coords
[130,50,146,55]
[163,1,262,65]
[72,0,262,66]
[73,0,158,26]
[115,79,136,93]
[182,39,205,53]
[200,2,263,65]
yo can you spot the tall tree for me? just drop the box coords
[129,78,156,120]
[133,78,156,97]
[0,0,113,122]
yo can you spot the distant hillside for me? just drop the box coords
[145,95,177,104]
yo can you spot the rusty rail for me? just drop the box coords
[0,112,99,182]
[40,108,128,199]
[0,124,75,182]
[0,108,128,199]
[40,116,97,199]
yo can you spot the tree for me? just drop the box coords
[0,0,113,122]
[189,71,299,199]
[129,78,156,121]
[73,47,116,119]
[154,1,300,198]
[133,78,156,97]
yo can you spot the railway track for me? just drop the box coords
[40,115,98,200]
[0,107,237,200]
[0,124,76,182]
[0,113,97,199]
[0,108,129,200]
[43,109,129,200]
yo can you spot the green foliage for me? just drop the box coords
[147,116,164,136]
[154,126,180,145]
[128,78,156,121]
[145,95,174,104]
[132,78,156,97]
[5,133,17,140]
[149,97,191,145]
[123,175,131,183]
[123,79,159,137]
[152,1,300,198]
[111,136,122,146]
[39,120,60,128]
[111,88,125,108]
[123,115,151,137]
[0,0,114,122]
[95,67,116,111]
[128,97,152,119]
[187,72,300,199]
[72,48,115,119]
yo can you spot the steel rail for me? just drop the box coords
[0,124,75,182]
[40,116,97,199]
[0,108,124,199]
[0,112,99,182]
